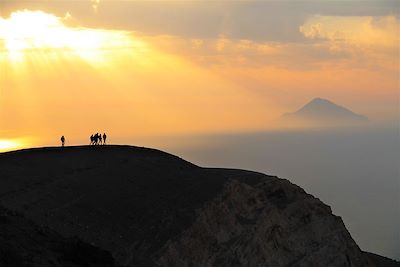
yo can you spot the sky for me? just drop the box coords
[0,0,399,150]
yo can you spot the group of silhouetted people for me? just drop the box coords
[90,133,107,145]
[60,133,107,147]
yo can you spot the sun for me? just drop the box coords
[0,139,23,152]
[0,10,145,63]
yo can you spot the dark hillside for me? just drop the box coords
[0,145,397,266]
[0,146,267,264]
[0,205,115,266]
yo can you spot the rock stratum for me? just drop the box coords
[0,145,397,266]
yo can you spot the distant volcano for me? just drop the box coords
[281,98,368,126]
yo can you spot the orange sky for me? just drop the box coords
[0,3,399,151]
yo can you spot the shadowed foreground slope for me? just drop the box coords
[0,206,116,266]
[0,146,397,266]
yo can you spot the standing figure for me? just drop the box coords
[103,133,107,145]
[61,136,65,147]
[99,133,102,145]
[94,133,98,145]
[90,134,94,145]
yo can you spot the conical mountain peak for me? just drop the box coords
[282,98,368,124]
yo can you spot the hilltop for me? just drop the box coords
[0,145,397,266]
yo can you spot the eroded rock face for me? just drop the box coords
[157,179,371,267]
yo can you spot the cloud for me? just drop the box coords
[1,1,398,42]
[143,33,348,70]
[90,0,100,13]
[300,23,323,39]
[135,14,399,120]
[299,15,399,71]
[0,10,141,64]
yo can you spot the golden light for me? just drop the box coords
[0,139,24,152]
[1,9,397,145]
[0,10,146,63]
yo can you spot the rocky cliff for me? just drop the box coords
[157,179,369,266]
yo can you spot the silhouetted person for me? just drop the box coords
[90,134,94,145]
[103,133,107,145]
[93,133,97,145]
[61,136,65,147]
[99,133,102,145]
[95,133,100,145]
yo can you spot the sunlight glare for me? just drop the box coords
[0,10,146,63]
[0,139,24,152]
